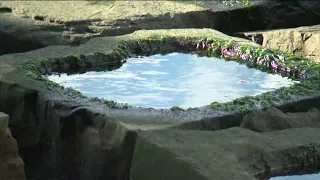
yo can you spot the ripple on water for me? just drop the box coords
[47,52,296,108]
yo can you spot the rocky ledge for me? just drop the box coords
[0,112,26,180]
[242,25,320,61]
[0,27,320,180]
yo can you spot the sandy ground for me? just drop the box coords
[0,0,265,22]
[0,1,206,22]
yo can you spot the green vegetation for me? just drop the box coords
[210,75,320,113]
[90,97,119,109]
[170,106,185,112]
[191,37,320,113]
[193,0,251,7]
[221,0,251,7]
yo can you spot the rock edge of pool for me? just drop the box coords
[45,52,296,109]
[1,29,320,180]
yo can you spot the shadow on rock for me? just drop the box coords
[240,107,320,132]
[0,81,136,180]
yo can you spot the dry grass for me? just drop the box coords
[0,1,206,22]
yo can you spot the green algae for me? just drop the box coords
[190,36,320,113]
[20,33,320,111]
[193,0,251,7]
[221,0,251,6]
[210,75,320,113]
[195,37,319,79]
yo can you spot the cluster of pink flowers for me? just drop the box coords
[195,39,301,78]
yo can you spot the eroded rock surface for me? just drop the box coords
[0,81,135,180]
[131,127,320,180]
[243,25,320,61]
[240,107,320,132]
[0,25,320,180]
[0,112,26,180]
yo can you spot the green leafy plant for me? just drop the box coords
[170,106,185,111]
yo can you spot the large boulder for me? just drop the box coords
[240,107,320,132]
[0,112,26,180]
[262,28,320,61]
[242,25,320,61]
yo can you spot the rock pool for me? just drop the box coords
[46,52,295,108]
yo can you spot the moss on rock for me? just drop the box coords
[19,31,320,111]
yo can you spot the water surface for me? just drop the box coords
[47,53,295,108]
[270,172,320,180]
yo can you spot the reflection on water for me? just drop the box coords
[47,53,295,108]
[270,172,320,180]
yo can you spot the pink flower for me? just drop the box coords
[221,49,233,58]
[225,50,232,56]
[286,67,290,72]
[240,54,246,60]
[271,61,277,69]
[260,56,267,64]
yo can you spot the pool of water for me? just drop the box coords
[47,52,295,108]
[270,172,320,180]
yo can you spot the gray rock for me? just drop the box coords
[131,127,320,180]
[240,107,320,132]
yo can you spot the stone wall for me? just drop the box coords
[0,112,26,180]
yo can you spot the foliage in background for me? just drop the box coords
[194,0,251,7]
[221,0,251,6]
